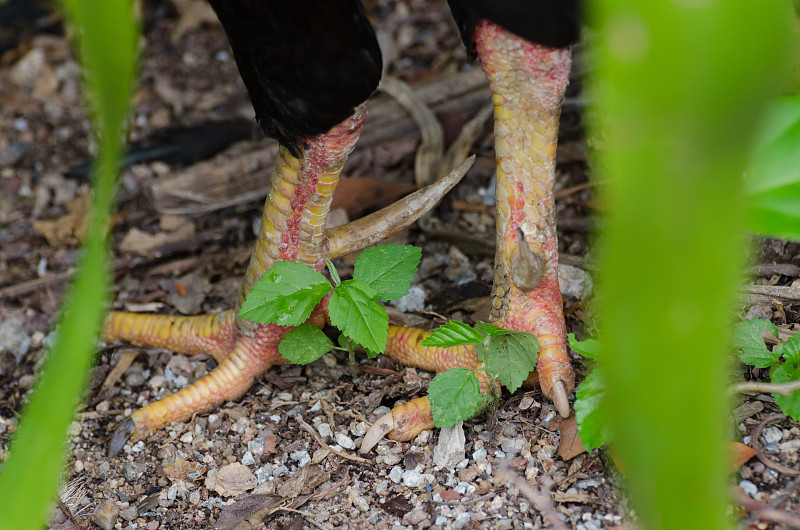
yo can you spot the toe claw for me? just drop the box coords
[108,418,136,457]
[552,380,570,418]
[360,412,395,453]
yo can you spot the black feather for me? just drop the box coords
[447,0,581,54]
[206,0,382,156]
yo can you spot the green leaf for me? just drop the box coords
[420,321,482,348]
[567,333,603,360]
[278,324,333,365]
[328,279,388,356]
[574,368,613,449]
[238,261,331,327]
[353,244,422,301]
[776,333,800,367]
[744,95,800,241]
[732,318,780,368]
[429,368,486,428]
[324,256,341,286]
[483,332,539,393]
[476,321,514,337]
[770,362,800,421]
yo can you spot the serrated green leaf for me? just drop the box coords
[353,244,422,301]
[567,333,603,359]
[732,318,780,368]
[420,321,482,348]
[476,321,514,337]
[238,261,331,327]
[328,279,388,355]
[278,324,333,365]
[574,368,613,449]
[483,332,539,393]
[776,333,800,367]
[429,368,486,428]
[770,362,800,421]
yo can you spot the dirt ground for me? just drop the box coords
[1,1,799,528]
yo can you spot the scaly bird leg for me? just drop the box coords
[107,109,366,455]
[362,21,575,451]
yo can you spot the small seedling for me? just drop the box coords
[420,321,540,428]
[733,318,800,420]
[239,244,422,367]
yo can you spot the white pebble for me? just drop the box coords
[402,469,425,488]
[739,479,758,496]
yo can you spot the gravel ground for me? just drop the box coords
[1,1,798,529]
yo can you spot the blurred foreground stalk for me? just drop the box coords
[589,1,792,528]
[0,1,137,528]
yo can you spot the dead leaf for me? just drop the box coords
[206,463,257,497]
[170,0,219,41]
[331,177,416,217]
[557,415,587,460]
[32,192,90,248]
[215,494,281,530]
[163,457,207,482]
[118,222,195,255]
[728,441,757,472]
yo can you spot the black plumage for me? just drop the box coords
[206,0,382,156]
[447,0,581,53]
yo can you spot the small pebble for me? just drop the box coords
[119,505,138,522]
[336,433,355,450]
[91,500,119,530]
[291,450,311,467]
[739,479,758,496]
[402,469,425,488]
[762,426,783,444]
[317,422,332,438]
[779,439,800,453]
[389,466,403,483]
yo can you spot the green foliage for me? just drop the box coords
[745,94,800,241]
[0,1,138,528]
[242,244,418,365]
[328,279,387,356]
[732,318,780,368]
[279,324,334,365]
[590,0,790,527]
[353,244,422,301]
[568,334,612,449]
[734,318,800,421]
[574,368,612,450]
[418,320,482,346]
[428,368,487,428]
[239,261,332,327]
[481,333,539,393]
[567,333,602,360]
[423,321,539,427]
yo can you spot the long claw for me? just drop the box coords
[551,380,570,418]
[360,412,395,453]
[108,418,136,457]
[327,155,475,258]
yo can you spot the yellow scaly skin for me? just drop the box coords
[372,21,575,444]
[105,107,365,455]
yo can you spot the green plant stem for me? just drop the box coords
[589,1,791,528]
[0,1,136,528]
